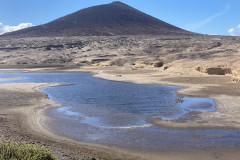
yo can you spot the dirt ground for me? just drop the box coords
[0,34,240,159]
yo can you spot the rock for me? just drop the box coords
[206,67,232,75]
[163,66,168,70]
[195,67,203,72]
[91,59,109,64]
[153,61,163,67]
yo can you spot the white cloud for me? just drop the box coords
[185,3,230,31]
[0,22,34,35]
[228,24,240,36]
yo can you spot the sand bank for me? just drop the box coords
[75,66,240,129]
[0,66,240,160]
[0,82,143,160]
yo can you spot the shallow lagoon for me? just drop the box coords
[1,71,240,151]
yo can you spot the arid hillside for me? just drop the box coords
[0,35,240,82]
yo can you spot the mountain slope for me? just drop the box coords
[3,1,193,37]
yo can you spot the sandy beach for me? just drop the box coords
[0,65,240,160]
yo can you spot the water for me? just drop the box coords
[1,71,240,151]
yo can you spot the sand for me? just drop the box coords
[0,66,240,160]
[0,82,144,160]
[0,34,240,159]
[75,66,240,129]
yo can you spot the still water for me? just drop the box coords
[0,70,240,151]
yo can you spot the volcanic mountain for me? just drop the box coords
[3,1,192,37]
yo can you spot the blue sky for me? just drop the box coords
[0,0,240,36]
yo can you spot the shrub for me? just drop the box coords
[0,141,57,160]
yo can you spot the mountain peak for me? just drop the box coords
[111,1,124,4]
[2,2,192,37]
[110,1,128,6]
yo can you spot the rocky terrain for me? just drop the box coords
[1,1,239,82]
[0,34,240,82]
[1,34,240,160]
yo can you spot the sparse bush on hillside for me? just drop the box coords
[0,141,57,160]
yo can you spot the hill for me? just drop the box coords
[2,1,192,37]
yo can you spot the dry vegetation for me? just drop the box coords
[0,141,57,160]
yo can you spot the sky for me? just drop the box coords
[0,0,240,36]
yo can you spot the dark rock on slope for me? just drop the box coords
[2,1,193,37]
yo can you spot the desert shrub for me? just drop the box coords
[0,141,57,160]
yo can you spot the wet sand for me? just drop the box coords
[0,66,240,160]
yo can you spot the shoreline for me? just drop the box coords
[0,67,240,159]
[0,82,148,160]
[76,66,240,129]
